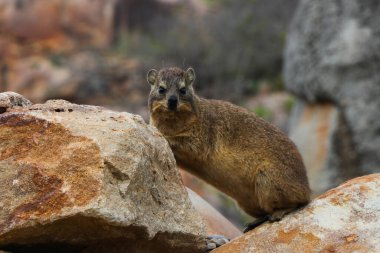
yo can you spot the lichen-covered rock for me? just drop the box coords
[212,174,380,253]
[0,92,32,111]
[0,95,206,252]
[284,0,380,176]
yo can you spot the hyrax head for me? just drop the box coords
[147,67,196,113]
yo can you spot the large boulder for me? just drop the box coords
[288,102,360,194]
[213,173,380,253]
[284,0,380,191]
[0,95,206,252]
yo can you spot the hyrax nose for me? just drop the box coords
[168,95,178,110]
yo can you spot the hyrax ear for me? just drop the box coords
[147,69,158,85]
[185,67,195,86]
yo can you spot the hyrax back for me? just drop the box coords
[147,67,311,228]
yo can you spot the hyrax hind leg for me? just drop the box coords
[244,167,310,232]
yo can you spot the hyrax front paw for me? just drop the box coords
[206,234,230,251]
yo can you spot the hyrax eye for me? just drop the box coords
[179,87,186,95]
[158,87,166,94]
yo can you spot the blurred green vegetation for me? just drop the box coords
[48,53,65,67]
[284,96,296,113]
[251,105,273,120]
[111,0,298,101]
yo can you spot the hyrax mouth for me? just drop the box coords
[151,100,193,115]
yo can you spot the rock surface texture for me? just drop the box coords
[284,0,380,192]
[288,102,360,194]
[213,174,380,253]
[0,92,32,111]
[0,95,206,252]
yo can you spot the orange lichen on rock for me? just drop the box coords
[273,229,299,244]
[0,113,103,235]
[213,174,380,253]
[344,234,359,243]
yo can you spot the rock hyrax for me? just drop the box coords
[147,67,311,231]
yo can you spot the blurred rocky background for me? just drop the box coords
[0,0,379,230]
[285,0,380,194]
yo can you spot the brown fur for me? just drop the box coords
[147,67,311,223]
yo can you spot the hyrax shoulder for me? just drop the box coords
[147,67,311,230]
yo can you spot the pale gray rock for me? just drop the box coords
[0,92,32,112]
[284,0,380,175]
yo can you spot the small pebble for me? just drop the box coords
[207,243,216,250]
